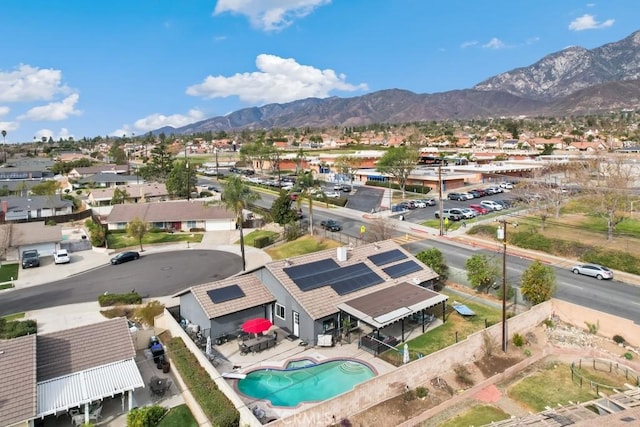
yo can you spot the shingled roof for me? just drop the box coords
[106,200,234,223]
[36,317,135,381]
[0,334,37,427]
[176,274,276,319]
[265,239,439,320]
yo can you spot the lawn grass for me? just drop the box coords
[1,312,25,321]
[239,230,278,247]
[265,235,342,260]
[397,290,502,359]
[157,404,198,427]
[0,263,19,282]
[508,363,597,412]
[438,404,509,427]
[107,232,203,249]
[0,283,14,290]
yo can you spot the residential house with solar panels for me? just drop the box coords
[175,274,276,343]
[176,240,447,350]
[260,239,446,348]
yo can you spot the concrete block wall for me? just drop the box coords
[154,310,260,427]
[268,300,553,426]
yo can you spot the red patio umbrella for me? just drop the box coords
[241,318,273,334]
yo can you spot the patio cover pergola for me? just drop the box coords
[336,282,448,341]
[36,359,144,423]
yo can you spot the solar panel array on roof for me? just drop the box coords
[368,249,407,266]
[207,284,245,304]
[383,260,423,278]
[285,259,383,295]
[284,258,339,280]
[330,263,384,295]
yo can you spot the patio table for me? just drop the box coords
[239,334,276,354]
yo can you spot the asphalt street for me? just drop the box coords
[0,250,242,316]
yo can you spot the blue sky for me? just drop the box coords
[1,1,639,143]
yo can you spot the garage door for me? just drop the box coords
[20,242,57,257]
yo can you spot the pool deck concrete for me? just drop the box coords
[209,327,397,420]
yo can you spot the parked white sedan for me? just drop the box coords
[54,249,71,264]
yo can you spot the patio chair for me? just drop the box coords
[89,405,103,421]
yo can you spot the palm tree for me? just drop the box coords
[221,175,259,271]
[296,171,316,235]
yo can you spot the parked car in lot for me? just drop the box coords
[397,201,416,210]
[54,249,71,264]
[480,200,504,211]
[447,192,467,201]
[110,251,140,265]
[571,263,613,280]
[323,191,341,198]
[434,209,462,221]
[499,182,514,189]
[320,219,342,232]
[460,208,477,218]
[341,184,352,192]
[469,204,490,215]
[21,249,40,269]
[411,200,427,208]
[417,198,436,206]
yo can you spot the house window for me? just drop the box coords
[187,221,196,229]
[275,303,285,320]
[322,318,336,332]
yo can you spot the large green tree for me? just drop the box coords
[165,160,197,198]
[30,180,59,195]
[271,192,297,225]
[465,254,500,293]
[221,175,260,271]
[375,145,419,198]
[127,217,149,252]
[140,139,174,181]
[111,187,129,205]
[416,248,448,286]
[520,260,556,305]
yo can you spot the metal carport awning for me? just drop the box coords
[336,282,449,330]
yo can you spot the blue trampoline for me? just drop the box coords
[452,304,476,316]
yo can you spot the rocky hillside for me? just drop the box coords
[162,30,640,135]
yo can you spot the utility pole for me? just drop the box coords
[498,219,508,352]
[438,165,444,236]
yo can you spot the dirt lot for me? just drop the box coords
[343,316,638,427]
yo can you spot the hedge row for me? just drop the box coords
[98,292,143,307]
[167,337,239,427]
[365,180,433,194]
[467,225,640,275]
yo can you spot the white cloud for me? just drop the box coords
[0,121,19,134]
[0,64,71,103]
[0,106,9,117]
[483,38,506,49]
[460,40,478,48]
[34,128,73,141]
[133,109,205,132]
[214,0,331,32]
[569,14,615,31]
[187,54,368,104]
[18,94,82,121]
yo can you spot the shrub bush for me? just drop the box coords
[512,333,525,347]
[453,364,474,386]
[0,319,37,339]
[253,235,271,248]
[127,405,167,427]
[190,227,206,232]
[415,386,428,398]
[509,230,552,252]
[98,292,142,307]
[168,337,239,427]
[135,300,165,326]
[624,352,633,360]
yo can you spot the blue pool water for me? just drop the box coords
[237,359,375,407]
[285,358,315,369]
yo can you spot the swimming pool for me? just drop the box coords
[237,359,375,407]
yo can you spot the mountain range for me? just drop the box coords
[160,30,640,135]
